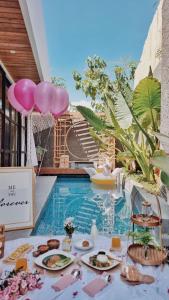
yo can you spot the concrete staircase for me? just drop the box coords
[72,120,99,162]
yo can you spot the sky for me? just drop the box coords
[42,0,157,106]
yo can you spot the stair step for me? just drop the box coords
[73,123,88,128]
[85,149,98,153]
[76,132,91,137]
[79,207,99,213]
[81,141,96,145]
[76,226,90,232]
[79,209,97,214]
[76,216,91,223]
[76,218,91,224]
[78,205,99,213]
[89,158,98,162]
[79,136,93,141]
[80,203,97,209]
[88,153,99,158]
[78,211,100,218]
[76,223,91,230]
[83,145,98,150]
[75,128,89,133]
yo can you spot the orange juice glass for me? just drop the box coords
[15,258,28,271]
[111,236,121,250]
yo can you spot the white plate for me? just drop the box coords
[81,249,121,271]
[34,249,74,271]
[74,239,94,251]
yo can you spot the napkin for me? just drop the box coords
[83,277,108,297]
[52,274,78,291]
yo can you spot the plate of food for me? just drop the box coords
[74,239,94,251]
[81,250,121,271]
[34,250,74,271]
[4,244,33,264]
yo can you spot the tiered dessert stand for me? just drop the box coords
[128,196,167,265]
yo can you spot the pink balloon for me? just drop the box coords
[7,84,29,116]
[51,87,69,117]
[14,79,36,110]
[34,81,55,114]
[34,104,41,113]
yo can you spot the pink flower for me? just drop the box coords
[28,277,37,290]
[0,290,3,296]
[10,281,19,294]
[3,286,11,297]
[8,294,17,300]
[20,286,28,296]
[20,279,27,290]
[20,279,28,295]
[13,291,19,300]
[36,282,43,289]
[3,295,10,300]
[0,270,42,300]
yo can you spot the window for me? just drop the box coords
[0,66,27,167]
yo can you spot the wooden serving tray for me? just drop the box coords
[128,244,167,266]
[131,214,161,227]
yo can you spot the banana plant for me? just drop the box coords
[77,104,155,182]
[133,76,161,132]
[150,133,169,188]
[73,56,161,183]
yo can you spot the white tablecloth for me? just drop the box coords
[1,235,169,300]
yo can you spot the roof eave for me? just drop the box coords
[19,0,51,82]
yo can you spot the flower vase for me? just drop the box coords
[62,233,72,252]
[67,233,72,239]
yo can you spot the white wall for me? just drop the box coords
[134,0,169,152]
[134,0,163,87]
[160,0,169,151]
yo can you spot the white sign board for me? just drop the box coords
[0,167,35,231]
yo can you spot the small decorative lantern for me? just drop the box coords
[0,225,5,258]
[142,201,152,221]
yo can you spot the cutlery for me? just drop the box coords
[74,255,82,267]
[71,268,81,279]
[102,273,112,283]
[51,268,81,300]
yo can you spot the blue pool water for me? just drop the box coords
[32,176,131,236]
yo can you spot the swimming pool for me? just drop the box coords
[32,176,131,236]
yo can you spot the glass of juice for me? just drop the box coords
[15,258,28,271]
[111,236,121,250]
